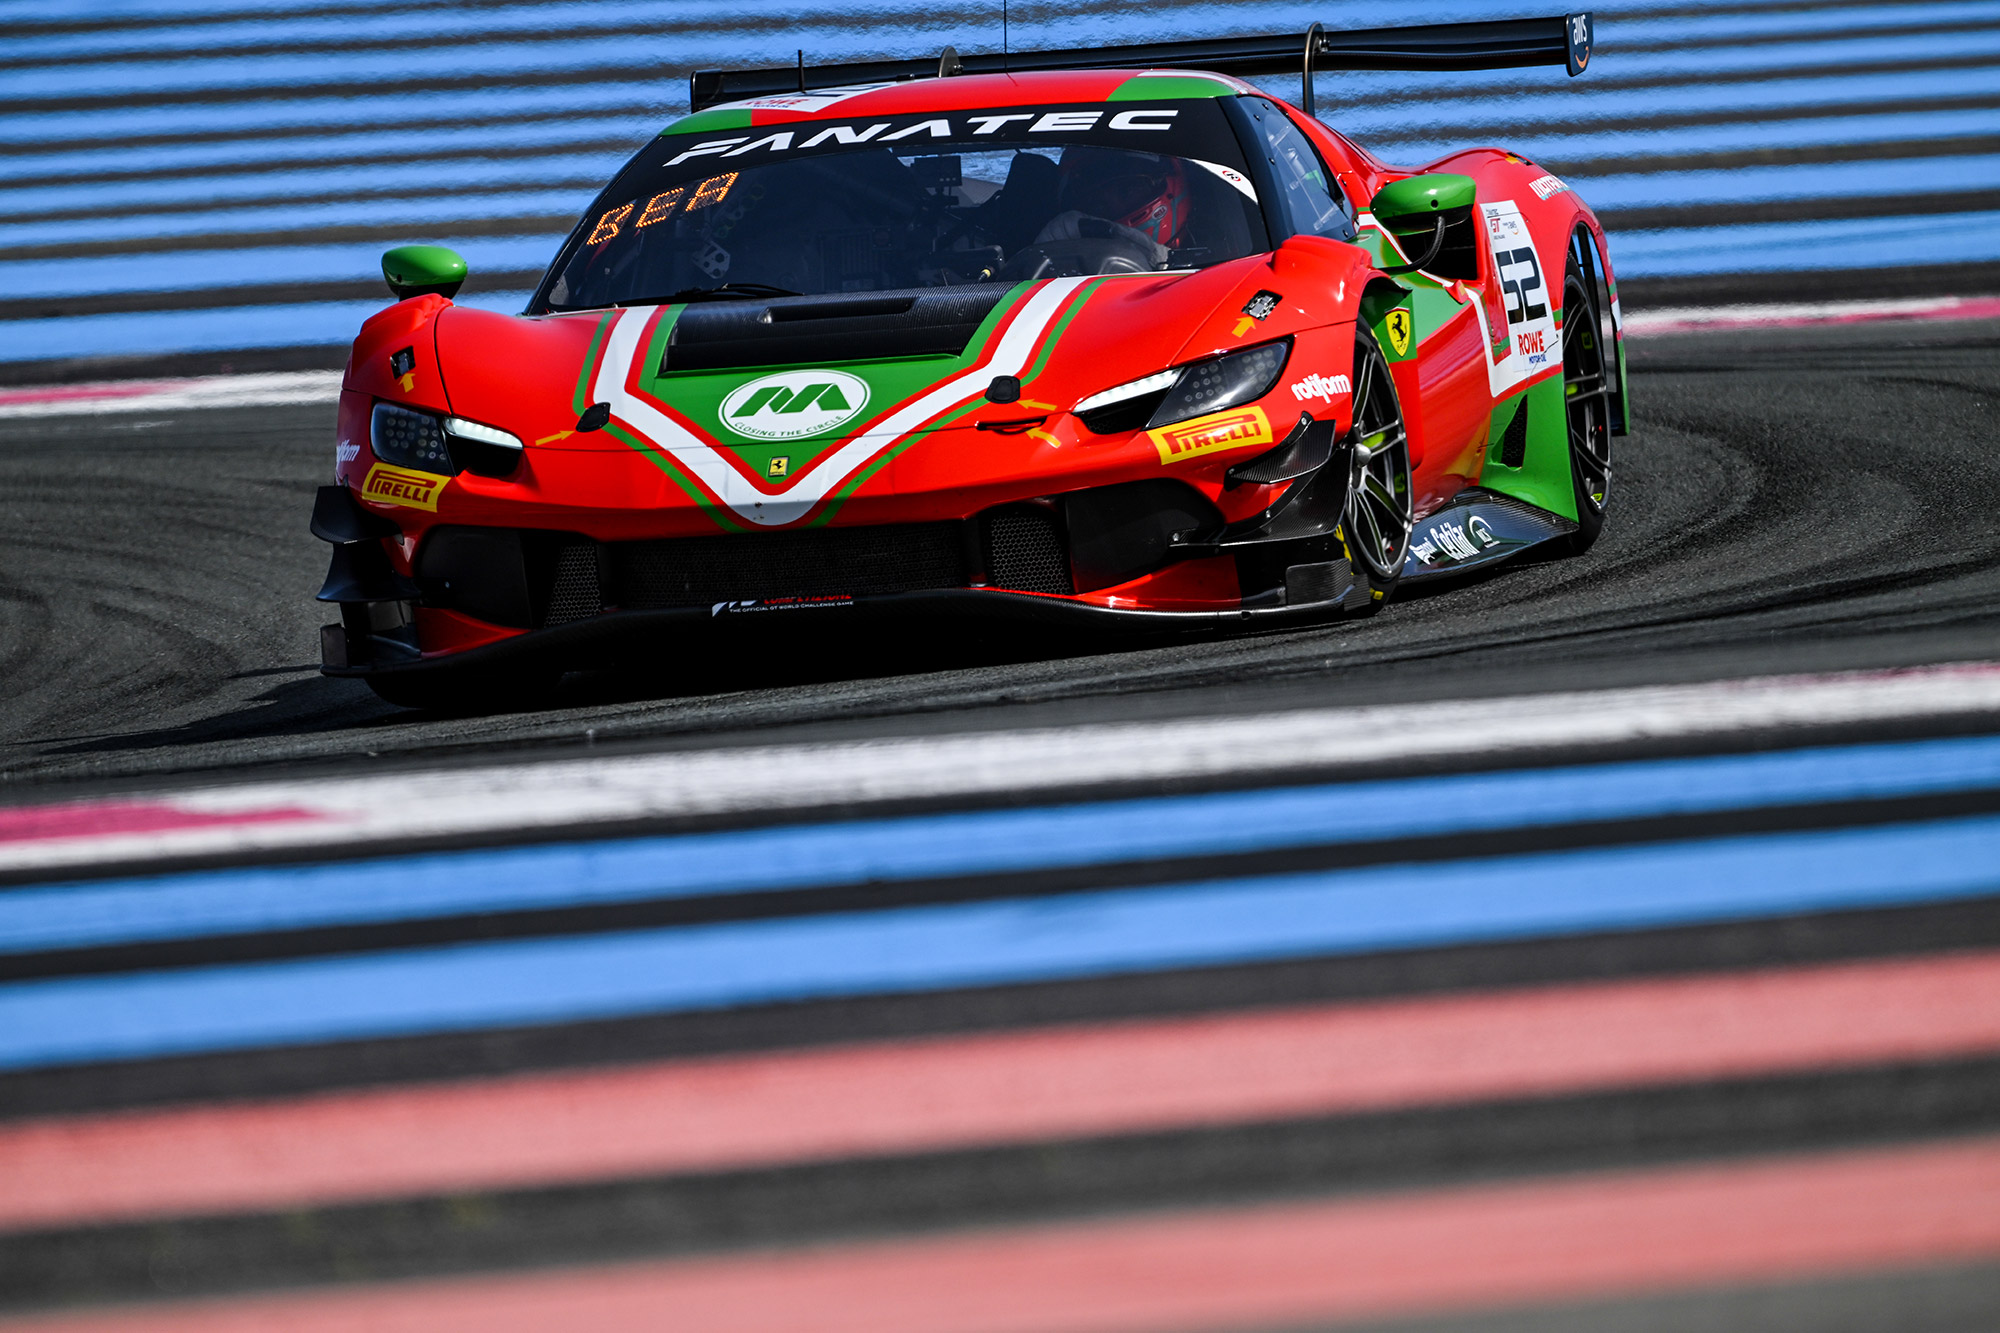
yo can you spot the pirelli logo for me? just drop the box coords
[1148,406,1273,465]
[361,462,448,512]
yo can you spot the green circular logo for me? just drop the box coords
[720,370,871,441]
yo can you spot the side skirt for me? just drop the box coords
[1399,488,1577,583]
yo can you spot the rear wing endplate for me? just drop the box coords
[689,13,1593,115]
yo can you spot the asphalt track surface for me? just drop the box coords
[4,317,2000,792]
[5,317,2000,1330]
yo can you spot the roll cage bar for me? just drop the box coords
[689,14,1593,117]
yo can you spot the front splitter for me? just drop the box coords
[321,586,1358,680]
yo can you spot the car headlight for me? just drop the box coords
[369,402,524,478]
[442,416,525,478]
[1073,340,1291,435]
[370,401,454,474]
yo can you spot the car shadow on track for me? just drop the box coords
[15,622,1160,763]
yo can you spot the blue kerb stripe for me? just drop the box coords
[10,732,2000,956]
[3,814,1998,1072]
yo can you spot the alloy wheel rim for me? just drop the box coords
[1347,335,1414,579]
[1562,272,1613,513]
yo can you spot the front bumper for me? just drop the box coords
[320,583,1360,680]
[315,466,1366,678]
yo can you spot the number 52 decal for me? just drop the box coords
[1497,247,1546,326]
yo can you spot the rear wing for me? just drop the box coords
[689,14,1593,116]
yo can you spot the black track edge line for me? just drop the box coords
[14,784,2000,984]
[3,896,1998,1122]
[7,1056,1998,1311]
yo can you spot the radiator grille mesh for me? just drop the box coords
[541,542,603,626]
[983,507,1072,595]
[1500,399,1529,468]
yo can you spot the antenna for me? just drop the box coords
[1003,0,1009,68]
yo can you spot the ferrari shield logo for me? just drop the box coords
[1384,309,1413,357]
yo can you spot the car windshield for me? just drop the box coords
[535,97,1270,311]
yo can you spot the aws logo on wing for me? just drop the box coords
[719,369,871,443]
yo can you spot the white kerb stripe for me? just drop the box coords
[0,372,343,420]
[7,661,2000,874]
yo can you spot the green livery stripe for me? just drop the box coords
[571,312,615,416]
[640,306,681,385]
[1019,277,1106,388]
[633,282,1037,491]
[963,281,1036,363]
[1108,74,1236,100]
[816,388,986,520]
[1355,227,1466,349]
[605,421,747,534]
[661,107,755,136]
[814,279,1083,525]
[606,306,747,534]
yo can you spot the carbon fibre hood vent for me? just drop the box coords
[663,285,1016,373]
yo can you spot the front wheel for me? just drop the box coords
[1341,323,1414,612]
[1558,232,1614,555]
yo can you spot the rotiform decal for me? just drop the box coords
[1289,372,1351,405]
[719,370,871,441]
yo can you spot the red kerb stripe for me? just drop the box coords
[6,949,1999,1230]
[0,801,321,844]
[9,1136,2000,1333]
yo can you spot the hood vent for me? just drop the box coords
[663,285,1016,373]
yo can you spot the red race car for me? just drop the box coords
[314,14,1624,708]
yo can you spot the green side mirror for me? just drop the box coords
[382,245,467,301]
[1369,173,1476,224]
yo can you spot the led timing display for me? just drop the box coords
[586,173,738,246]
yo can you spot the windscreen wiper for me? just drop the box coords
[664,283,801,303]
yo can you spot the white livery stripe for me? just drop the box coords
[8,661,2000,875]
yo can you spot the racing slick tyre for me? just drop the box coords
[1558,232,1614,556]
[1341,323,1414,613]
[364,664,561,713]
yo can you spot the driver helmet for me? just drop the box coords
[1056,148,1190,247]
